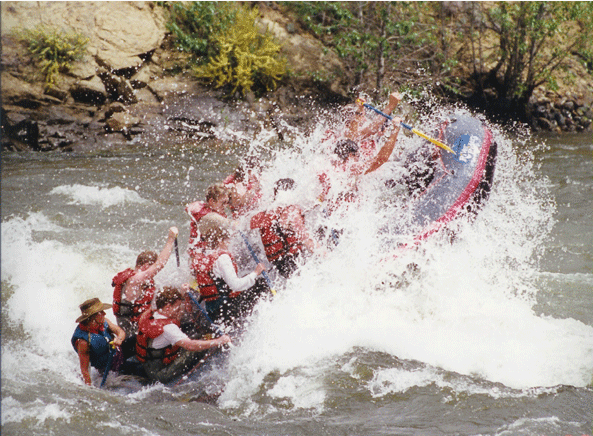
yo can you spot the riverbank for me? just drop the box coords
[1,1,591,153]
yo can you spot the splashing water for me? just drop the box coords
[1,100,591,431]
[216,105,593,413]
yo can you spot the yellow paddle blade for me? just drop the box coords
[411,128,456,154]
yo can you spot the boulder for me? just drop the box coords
[105,111,141,133]
[257,10,351,99]
[99,72,138,104]
[68,57,100,81]
[1,110,40,150]
[104,102,126,119]
[1,73,45,109]
[148,77,192,102]
[130,67,153,89]
[70,76,107,105]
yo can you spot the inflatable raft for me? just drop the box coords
[388,113,497,244]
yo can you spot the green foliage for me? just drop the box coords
[15,26,88,90]
[471,2,593,102]
[162,2,286,96]
[164,1,236,60]
[282,2,440,97]
[281,1,354,38]
[282,0,592,115]
[192,5,286,96]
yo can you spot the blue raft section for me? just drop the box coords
[392,113,497,244]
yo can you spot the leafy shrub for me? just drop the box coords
[16,26,88,90]
[192,4,286,95]
[165,1,236,61]
[163,2,286,96]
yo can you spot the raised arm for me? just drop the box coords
[125,227,179,301]
[364,117,402,175]
[349,93,402,141]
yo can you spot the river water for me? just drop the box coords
[1,107,592,435]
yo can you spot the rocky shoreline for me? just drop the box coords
[1,2,591,153]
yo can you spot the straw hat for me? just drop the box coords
[76,298,112,323]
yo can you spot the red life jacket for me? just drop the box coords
[190,249,240,302]
[250,207,305,263]
[112,268,155,323]
[135,310,181,366]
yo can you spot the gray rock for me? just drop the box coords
[70,76,107,105]
[99,72,138,104]
[105,111,141,133]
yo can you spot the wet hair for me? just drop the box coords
[231,156,263,183]
[136,251,158,268]
[202,224,231,249]
[273,178,295,198]
[231,166,246,183]
[206,184,230,203]
[155,286,183,310]
[333,139,359,161]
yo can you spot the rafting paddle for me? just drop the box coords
[174,236,180,267]
[186,290,226,338]
[239,231,276,296]
[359,100,455,154]
[100,342,117,388]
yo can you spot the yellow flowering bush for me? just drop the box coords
[192,5,286,96]
[16,26,88,90]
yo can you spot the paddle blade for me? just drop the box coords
[411,128,455,154]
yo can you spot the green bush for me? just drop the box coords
[16,26,88,90]
[163,2,286,96]
[165,1,236,61]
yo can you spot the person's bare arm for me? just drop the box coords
[105,318,125,347]
[176,334,231,352]
[76,339,92,386]
[356,93,402,140]
[186,201,203,215]
[125,227,179,301]
[344,103,367,141]
[364,117,402,175]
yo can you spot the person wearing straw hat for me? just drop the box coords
[71,298,125,386]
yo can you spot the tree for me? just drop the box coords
[458,1,593,119]
[283,2,440,99]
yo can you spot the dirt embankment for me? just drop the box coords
[1,2,591,153]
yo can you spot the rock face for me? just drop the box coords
[1,1,168,151]
[2,2,166,74]
[1,1,351,152]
